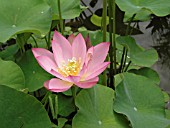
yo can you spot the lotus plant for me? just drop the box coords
[32,31,110,92]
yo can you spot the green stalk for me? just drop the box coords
[44,36,50,49]
[58,0,64,34]
[41,91,52,104]
[119,47,125,73]
[124,60,131,72]
[102,0,107,40]
[31,35,38,47]
[112,0,117,75]
[47,26,52,48]
[101,0,108,86]
[71,86,76,106]
[130,21,137,35]
[119,14,136,73]
[16,34,26,53]
[125,14,136,35]
[49,95,55,119]
[108,0,116,88]
[121,50,128,72]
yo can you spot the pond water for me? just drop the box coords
[82,0,170,93]
[133,21,170,93]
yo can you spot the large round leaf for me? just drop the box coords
[45,0,82,19]
[90,14,109,27]
[113,73,170,128]
[124,8,152,21]
[116,0,170,19]
[0,0,51,42]
[72,84,129,128]
[0,85,51,128]
[17,50,53,92]
[0,59,25,90]
[116,36,158,67]
[80,30,110,46]
[128,67,160,85]
[0,44,19,60]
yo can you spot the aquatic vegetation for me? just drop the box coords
[0,0,170,127]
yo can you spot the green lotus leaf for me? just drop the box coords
[113,73,170,128]
[90,14,109,27]
[116,36,158,67]
[17,50,53,92]
[128,67,160,85]
[116,0,170,21]
[0,85,51,128]
[0,0,51,42]
[0,44,19,60]
[72,84,129,128]
[0,59,25,90]
[45,0,82,20]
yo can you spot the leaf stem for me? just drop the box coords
[58,0,64,34]
[101,0,108,86]
[30,35,38,47]
[71,86,76,105]
[112,0,117,75]
[41,91,52,106]
[47,27,52,49]
[124,60,131,72]
[119,47,125,73]
[120,14,136,73]
[108,0,116,88]
[44,36,50,49]
[16,34,26,53]
[102,0,107,40]
[125,14,136,35]
[121,49,128,72]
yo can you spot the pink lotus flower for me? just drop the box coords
[32,31,110,92]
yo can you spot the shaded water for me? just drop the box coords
[133,17,170,93]
[81,0,170,93]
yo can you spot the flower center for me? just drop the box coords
[57,57,81,77]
